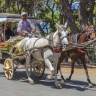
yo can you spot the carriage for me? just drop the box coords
[0,13,95,88]
[0,13,45,80]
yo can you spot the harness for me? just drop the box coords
[77,29,95,54]
[26,31,67,53]
[67,30,93,54]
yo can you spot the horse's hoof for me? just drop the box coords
[56,84,62,89]
[66,78,70,83]
[29,80,34,85]
[55,81,62,89]
[88,83,93,88]
[60,79,65,84]
[46,75,53,80]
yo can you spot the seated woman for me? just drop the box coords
[0,24,4,41]
[5,23,14,40]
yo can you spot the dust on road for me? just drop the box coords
[60,63,96,77]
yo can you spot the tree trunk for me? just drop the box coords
[36,23,45,36]
[78,0,88,29]
[60,11,64,24]
[46,0,56,32]
[61,0,80,33]
[33,6,37,17]
[88,0,95,25]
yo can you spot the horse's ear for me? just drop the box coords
[64,22,68,28]
[56,23,60,29]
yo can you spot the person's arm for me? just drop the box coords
[32,28,36,34]
[19,30,28,35]
[27,20,34,33]
[17,22,22,35]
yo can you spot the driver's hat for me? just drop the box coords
[21,12,27,16]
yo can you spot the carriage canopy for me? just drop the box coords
[0,13,40,23]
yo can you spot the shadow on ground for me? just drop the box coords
[0,70,96,91]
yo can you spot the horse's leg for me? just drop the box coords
[66,59,75,82]
[45,59,54,79]
[28,54,32,76]
[59,68,65,84]
[81,54,93,87]
[57,53,67,84]
[25,51,34,84]
[29,62,32,76]
[29,54,33,75]
[54,62,62,89]
[57,52,66,73]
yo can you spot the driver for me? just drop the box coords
[17,12,33,35]
[13,12,34,56]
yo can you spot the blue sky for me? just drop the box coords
[71,1,80,10]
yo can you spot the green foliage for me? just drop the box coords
[0,0,96,33]
[38,0,61,32]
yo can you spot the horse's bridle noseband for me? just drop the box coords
[86,30,91,40]
[58,27,68,42]
[86,28,96,40]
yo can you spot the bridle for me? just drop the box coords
[86,28,95,40]
[58,26,68,43]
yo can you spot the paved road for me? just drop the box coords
[0,64,96,96]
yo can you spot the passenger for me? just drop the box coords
[17,12,33,36]
[5,22,14,40]
[0,24,4,41]
[2,22,14,40]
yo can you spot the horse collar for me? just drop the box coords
[53,46,62,53]
[49,33,54,47]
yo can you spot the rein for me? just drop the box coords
[48,32,67,52]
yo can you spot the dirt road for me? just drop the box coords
[60,63,96,77]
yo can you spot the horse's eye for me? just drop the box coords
[58,33,61,36]
[67,33,70,36]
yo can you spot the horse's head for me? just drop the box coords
[56,22,69,46]
[88,25,96,39]
[78,25,96,43]
[84,25,96,40]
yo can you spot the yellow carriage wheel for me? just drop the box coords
[33,62,45,78]
[3,58,14,80]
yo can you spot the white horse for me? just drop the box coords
[24,22,68,88]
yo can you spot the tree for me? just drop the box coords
[61,0,80,33]
[38,0,61,32]
[87,0,95,25]
[78,0,88,29]
[0,0,96,34]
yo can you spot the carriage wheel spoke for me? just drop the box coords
[4,58,14,80]
[33,62,45,77]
